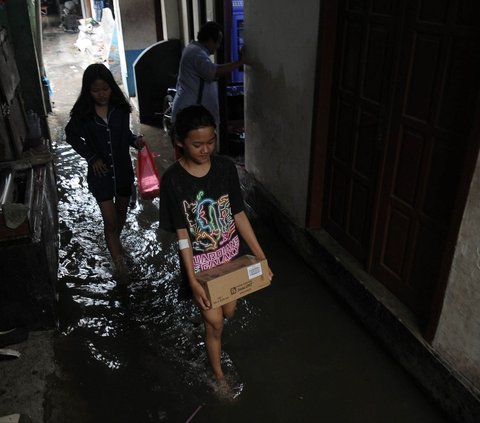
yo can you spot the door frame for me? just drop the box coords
[306,0,337,228]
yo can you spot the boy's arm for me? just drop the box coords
[176,228,211,310]
[234,211,274,280]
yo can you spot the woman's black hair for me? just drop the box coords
[174,105,216,141]
[197,21,223,43]
[70,63,131,120]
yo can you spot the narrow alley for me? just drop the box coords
[1,13,451,423]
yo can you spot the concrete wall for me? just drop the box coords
[161,0,180,40]
[118,0,157,50]
[433,154,480,390]
[117,0,158,96]
[243,0,320,226]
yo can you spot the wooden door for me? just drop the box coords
[371,0,480,324]
[323,0,402,262]
[321,0,480,326]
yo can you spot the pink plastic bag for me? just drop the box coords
[136,145,161,200]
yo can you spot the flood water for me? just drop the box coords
[53,142,252,422]
[50,148,450,422]
[42,14,450,423]
[41,17,260,422]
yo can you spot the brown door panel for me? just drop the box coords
[371,0,480,324]
[323,1,401,263]
[319,0,480,329]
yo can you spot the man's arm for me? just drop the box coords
[215,46,246,78]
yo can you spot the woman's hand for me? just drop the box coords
[92,158,108,176]
[190,279,211,310]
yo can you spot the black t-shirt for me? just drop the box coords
[159,155,247,274]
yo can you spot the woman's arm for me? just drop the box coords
[65,118,98,164]
[176,228,211,310]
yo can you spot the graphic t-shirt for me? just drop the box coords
[159,155,246,273]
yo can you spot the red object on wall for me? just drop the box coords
[136,145,160,200]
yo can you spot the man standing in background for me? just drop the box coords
[171,21,245,132]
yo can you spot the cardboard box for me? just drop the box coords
[195,255,270,308]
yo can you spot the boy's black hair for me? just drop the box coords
[197,21,223,43]
[174,105,216,141]
[70,63,131,120]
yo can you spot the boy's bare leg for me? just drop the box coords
[222,300,237,320]
[201,307,225,380]
[201,300,237,384]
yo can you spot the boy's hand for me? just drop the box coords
[267,266,274,281]
[191,280,211,310]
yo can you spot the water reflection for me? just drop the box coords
[54,141,255,421]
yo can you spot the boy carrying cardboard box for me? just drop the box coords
[159,105,273,399]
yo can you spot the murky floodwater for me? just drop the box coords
[52,141,259,422]
[42,15,450,423]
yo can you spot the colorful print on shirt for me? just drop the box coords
[183,190,240,272]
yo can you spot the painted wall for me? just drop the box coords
[243,0,320,225]
[161,0,180,40]
[120,0,157,50]
[433,154,480,390]
[117,0,157,96]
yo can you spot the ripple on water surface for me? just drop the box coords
[54,142,260,420]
